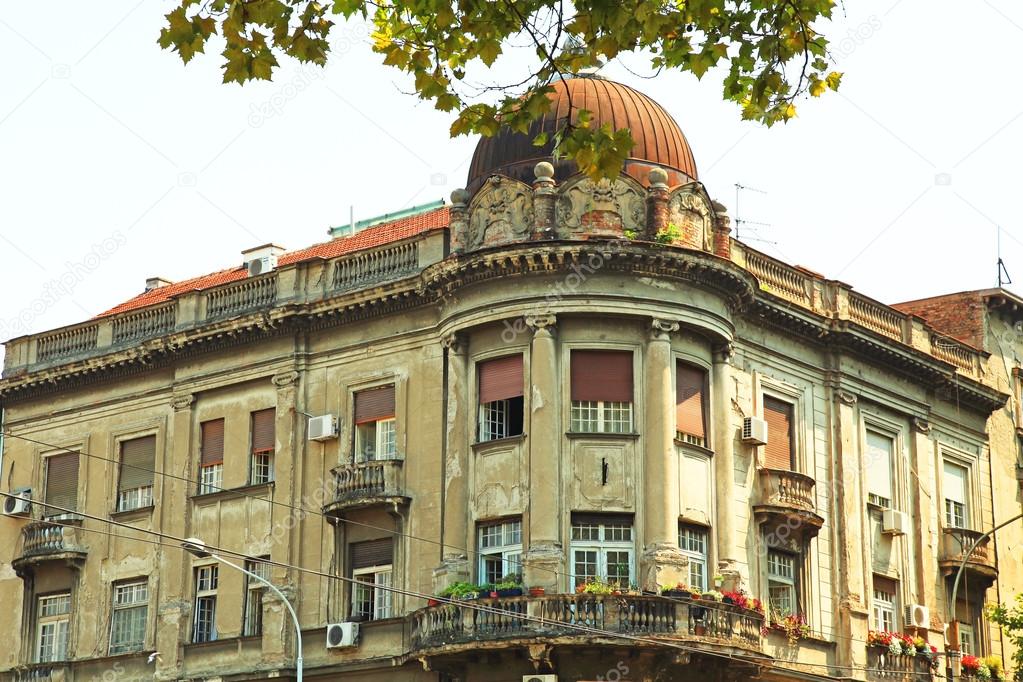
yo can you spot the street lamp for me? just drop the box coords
[182,538,303,682]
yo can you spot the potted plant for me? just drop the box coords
[983,655,1004,681]
[576,578,614,595]
[496,575,524,597]
[439,581,479,601]
[661,582,692,599]
[962,655,981,677]
[721,590,750,609]
[701,590,724,602]
[867,630,894,649]
[528,586,546,597]
[771,612,811,646]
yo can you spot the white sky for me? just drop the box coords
[2,1,1023,367]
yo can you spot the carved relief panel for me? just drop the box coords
[467,177,535,250]
[667,186,714,251]
[556,176,645,238]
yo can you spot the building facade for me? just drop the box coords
[0,76,1019,682]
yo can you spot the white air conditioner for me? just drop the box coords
[905,603,930,629]
[742,416,768,445]
[882,509,908,536]
[3,489,32,517]
[247,255,277,277]
[307,415,338,441]
[523,676,558,682]
[326,622,359,649]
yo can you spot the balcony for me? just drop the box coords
[322,460,410,516]
[5,663,72,682]
[409,593,765,668]
[866,647,934,682]
[12,520,88,576]
[939,527,997,584]
[752,468,824,545]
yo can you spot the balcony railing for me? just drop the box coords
[112,303,176,344]
[757,468,817,513]
[325,459,408,514]
[13,521,87,574]
[8,663,71,682]
[205,274,278,319]
[939,527,997,580]
[332,240,419,291]
[866,647,934,681]
[36,324,99,362]
[410,593,764,654]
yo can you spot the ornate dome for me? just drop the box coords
[466,76,698,191]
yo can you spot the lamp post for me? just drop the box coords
[183,538,303,682]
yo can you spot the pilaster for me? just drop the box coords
[644,168,670,241]
[437,333,470,589]
[712,343,739,573]
[532,162,557,240]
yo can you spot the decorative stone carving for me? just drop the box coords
[667,187,714,251]
[649,318,680,340]
[912,417,931,434]
[525,314,557,334]
[441,332,466,354]
[467,177,534,250]
[837,390,858,405]
[272,370,299,388]
[171,394,194,411]
[556,176,645,237]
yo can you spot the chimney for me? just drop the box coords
[145,277,174,292]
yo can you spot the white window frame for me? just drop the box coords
[242,557,271,637]
[192,565,218,643]
[570,519,635,588]
[959,623,975,655]
[479,399,511,442]
[767,550,798,618]
[352,565,393,621]
[109,581,148,654]
[356,417,397,461]
[199,463,223,495]
[679,525,709,592]
[865,429,896,509]
[116,485,153,512]
[35,593,70,663]
[250,450,274,485]
[570,400,633,434]
[477,519,522,584]
[872,583,896,633]
[942,458,971,530]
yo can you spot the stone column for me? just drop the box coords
[909,417,939,630]
[449,189,470,254]
[712,201,732,259]
[712,344,739,577]
[645,168,670,241]
[532,162,557,240]
[523,314,563,591]
[640,318,687,591]
[833,388,869,672]
[435,333,471,592]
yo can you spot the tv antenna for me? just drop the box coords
[734,183,772,244]
[997,225,1012,288]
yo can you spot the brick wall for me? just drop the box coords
[892,291,988,349]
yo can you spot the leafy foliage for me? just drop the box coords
[988,596,1023,681]
[159,0,842,179]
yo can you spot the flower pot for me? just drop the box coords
[489,590,499,598]
[427,598,440,607]
[497,588,523,597]
[528,587,545,597]
[722,596,735,605]
[694,624,707,636]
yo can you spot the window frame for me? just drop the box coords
[959,624,975,656]
[199,418,225,495]
[35,592,71,664]
[351,565,393,621]
[675,361,709,447]
[569,517,635,588]
[109,580,148,655]
[477,518,523,584]
[355,416,398,461]
[42,451,80,517]
[569,400,634,434]
[678,524,710,592]
[191,564,219,643]
[242,557,271,637]
[115,434,157,513]
[871,576,898,633]
[942,457,972,530]
[766,549,799,618]
[864,427,897,510]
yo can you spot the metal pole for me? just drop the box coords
[949,512,1023,620]
[213,553,303,682]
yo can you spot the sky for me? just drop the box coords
[2,1,1023,368]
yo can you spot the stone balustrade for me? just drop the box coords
[757,468,817,513]
[866,647,935,681]
[205,274,278,319]
[938,527,997,581]
[323,459,408,515]
[333,240,419,291]
[35,323,99,363]
[112,303,176,344]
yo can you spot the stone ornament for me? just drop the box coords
[467,176,534,250]
[556,175,645,237]
[667,186,714,251]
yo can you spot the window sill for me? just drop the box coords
[565,431,640,440]
[472,433,527,451]
[674,440,714,457]
[190,482,275,505]
[343,615,405,628]
[109,505,154,521]
[183,636,243,651]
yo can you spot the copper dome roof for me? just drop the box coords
[466,76,698,190]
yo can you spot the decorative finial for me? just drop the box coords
[534,161,555,181]
[648,167,668,188]
[450,188,470,206]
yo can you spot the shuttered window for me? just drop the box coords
[570,351,633,403]
[119,436,156,491]
[478,355,524,404]
[201,419,225,465]
[865,431,894,508]
[676,363,707,442]
[44,453,79,514]
[250,409,276,453]
[355,386,396,424]
[763,397,794,470]
[350,538,394,570]
[943,460,970,529]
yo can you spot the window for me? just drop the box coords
[959,624,976,655]
[35,593,70,663]
[354,385,397,461]
[199,419,225,495]
[350,539,393,621]
[865,431,894,508]
[678,524,709,591]
[192,565,218,643]
[763,397,795,470]
[943,460,970,529]
[872,575,897,633]
[477,519,522,584]
[767,550,798,617]
[570,350,634,433]
[242,557,271,637]
[109,580,148,654]
[477,355,525,442]
[570,514,634,588]
[250,408,276,484]
[676,363,707,446]
[44,452,79,516]
[117,435,155,512]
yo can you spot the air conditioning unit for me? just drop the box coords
[742,416,768,445]
[3,489,32,517]
[326,622,359,649]
[905,603,930,629]
[307,415,338,441]
[523,676,558,682]
[247,255,277,277]
[882,509,908,536]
